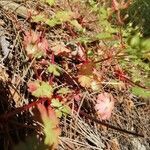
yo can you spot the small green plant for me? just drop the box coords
[131,87,150,99]
[14,0,150,149]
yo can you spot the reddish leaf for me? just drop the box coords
[73,92,83,101]
[112,0,131,11]
[51,42,70,55]
[95,92,114,120]
[24,31,49,58]
[28,80,53,98]
[28,81,39,93]
[37,103,61,149]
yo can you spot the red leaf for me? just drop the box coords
[23,31,49,58]
[95,92,114,120]
[37,103,61,149]
[28,81,39,93]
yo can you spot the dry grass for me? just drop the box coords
[0,0,149,150]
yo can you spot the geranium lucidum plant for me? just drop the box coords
[28,80,53,98]
[95,92,114,120]
[37,103,61,149]
[23,30,49,58]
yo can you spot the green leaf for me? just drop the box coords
[47,64,62,76]
[60,105,71,116]
[32,81,53,98]
[76,36,91,44]
[37,104,61,148]
[55,11,73,22]
[45,18,60,27]
[78,75,93,88]
[99,7,108,20]
[33,10,73,28]
[131,87,150,99]
[96,32,112,40]
[51,98,62,108]
[45,0,55,5]
[45,10,74,27]
[140,38,150,51]
[32,14,46,23]
[55,109,63,118]
[129,34,141,48]
[51,98,71,117]
[87,49,94,56]
[70,20,83,31]
[41,0,55,6]
[57,87,71,95]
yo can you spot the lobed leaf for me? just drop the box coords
[131,87,150,99]
[47,64,62,76]
[37,104,61,149]
[95,92,114,120]
[78,75,93,88]
[28,80,53,98]
[57,87,71,95]
[51,98,71,118]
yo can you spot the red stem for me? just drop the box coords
[0,98,47,121]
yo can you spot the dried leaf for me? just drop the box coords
[76,46,86,60]
[78,62,94,75]
[78,75,92,88]
[51,42,70,55]
[110,138,121,150]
